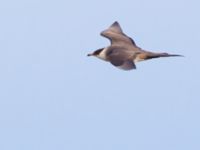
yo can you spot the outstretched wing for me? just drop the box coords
[101,21,137,47]
[106,47,136,70]
[104,21,123,34]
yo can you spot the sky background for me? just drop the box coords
[0,0,200,150]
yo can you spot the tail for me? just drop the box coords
[146,52,183,59]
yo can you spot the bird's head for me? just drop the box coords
[87,48,104,57]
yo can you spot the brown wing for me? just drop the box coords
[101,21,137,47]
[106,47,136,70]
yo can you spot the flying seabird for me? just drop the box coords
[88,21,182,70]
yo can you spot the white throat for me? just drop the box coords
[96,47,108,61]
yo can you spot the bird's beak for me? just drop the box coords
[87,53,93,56]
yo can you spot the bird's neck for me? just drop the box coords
[96,47,108,61]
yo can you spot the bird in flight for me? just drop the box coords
[88,21,182,70]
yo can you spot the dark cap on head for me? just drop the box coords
[87,48,104,56]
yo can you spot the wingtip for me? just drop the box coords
[101,21,123,37]
[111,21,120,27]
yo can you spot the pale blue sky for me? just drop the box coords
[0,0,200,150]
